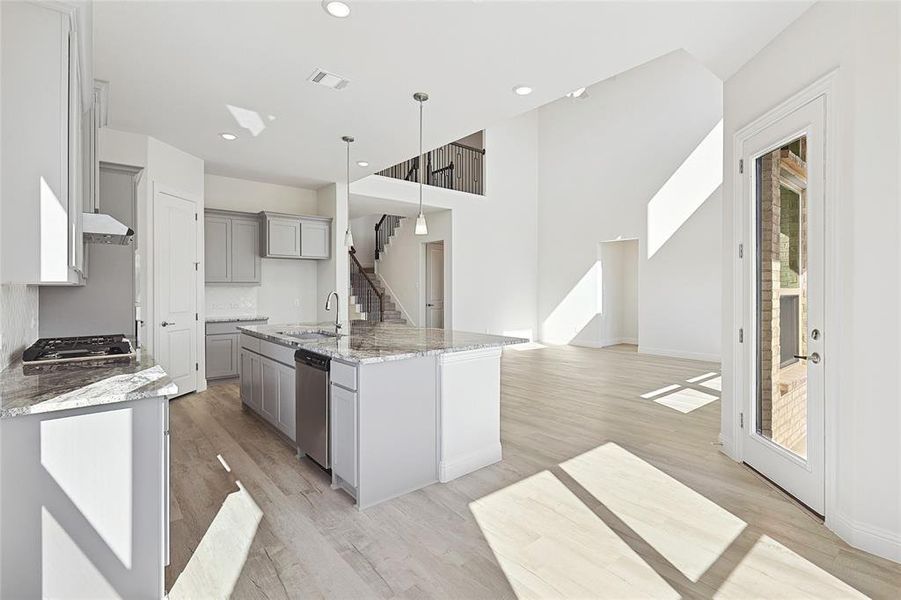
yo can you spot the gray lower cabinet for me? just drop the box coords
[206,319,268,379]
[239,334,297,442]
[330,382,358,488]
[205,209,261,284]
[260,211,331,259]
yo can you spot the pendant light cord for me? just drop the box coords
[418,97,424,217]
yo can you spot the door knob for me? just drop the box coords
[161,321,175,327]
[426,303,434,307]
[810,352,821,364]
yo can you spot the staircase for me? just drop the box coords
[348,214,408,325]
[353,268,406,323]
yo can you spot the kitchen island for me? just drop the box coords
[238,321,524,509]
[0,350,176,599]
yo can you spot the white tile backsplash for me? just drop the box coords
[205,285,259,317]
[1,284,39,369]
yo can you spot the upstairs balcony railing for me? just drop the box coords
[377,140,485,195]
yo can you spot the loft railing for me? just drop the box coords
[377,140,485,195]
[374,214,402,261]
[349,247,383,322]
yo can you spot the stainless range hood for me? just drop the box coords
[82,212,134,245]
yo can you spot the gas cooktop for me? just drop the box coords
[22,335,135,366]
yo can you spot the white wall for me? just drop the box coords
[721,1,901,561]
[316,183,349,324]
[204,174,318,214]
[204,174,320,323]
[351,111,539,339]
[375,210,452,327]
[349,214,381,268]
[536,50,722,361]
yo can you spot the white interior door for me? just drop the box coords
[154,189,198,396]
[741,96,825,514]
[425,241,444,328]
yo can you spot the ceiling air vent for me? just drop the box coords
[307,68,350,90]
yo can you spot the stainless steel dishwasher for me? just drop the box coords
[295,349,330,469]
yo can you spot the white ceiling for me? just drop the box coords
[94,1,811,189]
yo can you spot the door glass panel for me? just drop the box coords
[755,135,808,459]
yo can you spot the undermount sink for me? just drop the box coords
[281,330,340,341]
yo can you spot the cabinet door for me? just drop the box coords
[206,334,238,379]
[300,220,330,259]
[250,354,263,411]
[231,217,261,283]
[0,3,73,284]
[331,384,357,487]
[260,358,280,424]
[204,215,231,282]
[266,216,301,257]
[278,363,296,441]
[240,350,253,404]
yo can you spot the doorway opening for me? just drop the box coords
[595,239,639,347]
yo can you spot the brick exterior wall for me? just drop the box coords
[758,145,808,456]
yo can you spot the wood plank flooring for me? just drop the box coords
[166,344,901,599]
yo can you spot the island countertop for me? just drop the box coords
[0,349,177,419]
[238,322,526,365]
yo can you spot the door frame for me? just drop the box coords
[151,182,205,394]
[729,70,838,516]
[417,238,450,329]
[423,240,445,329]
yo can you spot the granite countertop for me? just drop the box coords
[206,315,269,323]
[0,349,178,419]
[238,321,527,365]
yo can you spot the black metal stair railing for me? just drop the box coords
[377,140,485,195]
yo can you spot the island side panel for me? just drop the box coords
[357,356,438,509]
[438,347,503,482]
[0,397,167,599]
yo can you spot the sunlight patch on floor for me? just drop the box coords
[561,443,746,583]
[654,388,719,413]
[687,372,718,383]
[714,534,868,599]
[699,375,722,392]
[507,342,547,352]
[470,470,678,599]
[168,480,263,600]
[640,384,681,399]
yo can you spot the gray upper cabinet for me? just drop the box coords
[260,211,331,260]
[204,209,261,284]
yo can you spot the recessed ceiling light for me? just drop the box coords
[357,161,369,167]
[513,85,533,96]
[322,0,350,18]
[566,87,588,98]
[219,132,237,141]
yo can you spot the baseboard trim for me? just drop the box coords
[439,443,502,483]
[570,337,638,349]
[829,510,901,563]
[638,345,721,363]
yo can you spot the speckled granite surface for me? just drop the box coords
[0,349,177,418]
[206,315,269,323]
[238,322,526,365]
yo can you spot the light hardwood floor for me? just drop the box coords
[166,344,901,599]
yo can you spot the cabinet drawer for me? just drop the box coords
[331,360,357,391]
[241,333,261,353]
[260,339,297,367]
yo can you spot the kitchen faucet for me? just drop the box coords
[324,291,341,332]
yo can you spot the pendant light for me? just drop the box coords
[414,92,429,235]
[342,135,355,247]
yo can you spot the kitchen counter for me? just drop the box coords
[206,315,269,323]
[238,321,526,364]
[0,349,177,418]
